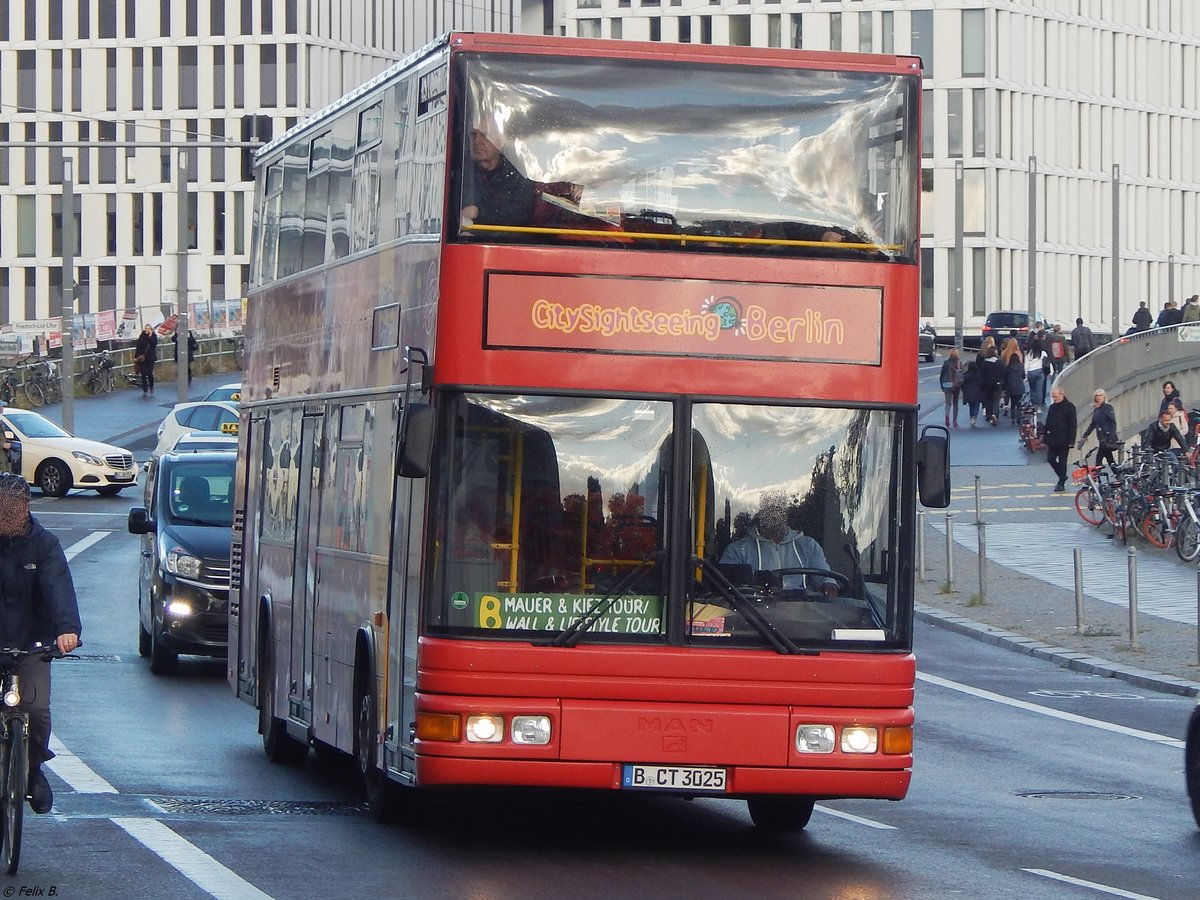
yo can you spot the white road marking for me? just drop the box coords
[64,531,111,559]
[815,804,896,829]
[917,672,1185,749]
[1022,867,1160,899]
[33,510,130,518]
[47,735,117,793]
[112,817,273,900]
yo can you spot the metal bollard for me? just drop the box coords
[945,512,954,591]
[974,475,983,525]
[1074,547,1085,633]
[1127,546,1139,649]
[916,510,925,582]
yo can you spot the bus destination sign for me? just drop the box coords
[485,272,883,365]
[452,591,664,634]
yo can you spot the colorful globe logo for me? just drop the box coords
[710,297,741,330]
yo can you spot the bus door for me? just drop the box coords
[232,412,267,700]
[389,461,425,773]
[289,411,324,727]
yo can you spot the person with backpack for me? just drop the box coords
[1070,318,1095,359]
[977,348,1005,426]
[1004,352,1027,422]
[961,361,986,428]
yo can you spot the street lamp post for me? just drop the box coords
[177,150,190,405]
[61,157,76,433]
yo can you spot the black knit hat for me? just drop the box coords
[0,473,30,538]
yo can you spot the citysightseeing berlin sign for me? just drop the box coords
[485,272,883,365]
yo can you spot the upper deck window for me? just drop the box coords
[453,52,918,262]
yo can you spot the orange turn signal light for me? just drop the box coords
[882,725,913,755]
[415,712,461,742]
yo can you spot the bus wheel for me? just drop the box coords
[355,679,400,823]
[258,633,308,764]
[746,796,815,832]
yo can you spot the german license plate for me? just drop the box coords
[111,472,134,481]
[622,764,727,792]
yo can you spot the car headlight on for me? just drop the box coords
[72,450,103,466]
[166,600,194,617]
[465,715,504,743]
[841,726,879,754]
[3,689,20,707]
[165,547,202,579]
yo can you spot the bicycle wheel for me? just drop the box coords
[1176,518,1200,562]
[1074,486,1106,526]
[1142,511,1172,549]
[102,369,115,393]
[21,380,43,408]
[3,718,27,875]
[1125,496,1147,539]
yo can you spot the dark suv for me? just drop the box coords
[981,311,1033,346]
[127,448,236,674]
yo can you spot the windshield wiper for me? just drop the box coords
[537,551,664,648]
[693,556,812,656]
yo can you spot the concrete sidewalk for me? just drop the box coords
[917,377,1200,697]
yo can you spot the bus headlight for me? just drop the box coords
[511,716,551,745]
[465,715,504,743]
[841,726,879,754]
[795,724,836,754]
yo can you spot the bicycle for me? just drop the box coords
[80,350,116,395]
[0,369,20,405]
[0,644,67,875]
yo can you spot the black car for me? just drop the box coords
[981,310,1034,347]
[919,323,937,362]
[127,448,235,674]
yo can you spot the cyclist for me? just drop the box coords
[0,474,81,814]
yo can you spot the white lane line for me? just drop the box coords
[917,672,1186,749]
[112,818,273,900]
[33,510,128,518]
[64,531,110,559]
[47,735,117,793]
[815,804,896,829]
[1022,868,1160,899]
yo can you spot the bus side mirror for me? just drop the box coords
[915,425,950,509]
[397,403,435,479]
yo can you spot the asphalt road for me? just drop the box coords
[7,483,1198,899]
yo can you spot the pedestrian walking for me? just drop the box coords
[134,324,159,397]
[961,361,985,427]
[1182,294,1200,323]
[977,348,1005,426]
[1023,339,1049,409]
[1043,386,1077,492]
[1156,301,1183,328]
[1047,324,1067,374]
[1004,352,1026,421]
[939,348,963,427]
[1132,301,1153,331]
[1077,388,1122,468]
[1070,317,1095,359]
[1159,380,1183,415]
[173,331,199,385]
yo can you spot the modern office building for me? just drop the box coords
[546,0,1200,334]
[0,0,516,330]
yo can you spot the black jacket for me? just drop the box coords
[135,330,159,364]
[0,517,82,647]
[1081,402,1119,447]
[1043,399,1077,449]
[1132,306,1153,329]
[1160,390,1182,414]
[1142,422,1186,452]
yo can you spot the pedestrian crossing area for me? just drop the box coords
[930,519,1199,626]
[943,481,1078,515]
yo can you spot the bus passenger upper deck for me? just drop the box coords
[452,49,919,260]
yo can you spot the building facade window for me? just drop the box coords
[963,8,985,77]
[261,45,278,107]
[767,14,780,48]
[17,50,35,112]
[159,0,170,37]
[185,0,197,36]
[234,46,245,109]
[830,13,842,51]
[49,0,62,40]
[152,47,164,110]
[947,89,963,158]
[286,44,298,107]
[107,48,118,111]
[211,0,224,35]
[730,15,750,46]
[972,247,987,315]
[131,48,143,111]
[911,9,933,77]
[99,121,117,184]
[17,196,37,257]
[790,13,802,49]
[125,0,136,38]
[179,47,198,110]
[679,16,691,42]
[213,47,226,109]
[972,88,986,157]
[51,51,64,112]
[78,0,90,38]
[859,11,873,53]
[99,0,117,39]
[881,10,893,53]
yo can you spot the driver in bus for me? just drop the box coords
[460,116,536,230]
[719,490,838,595]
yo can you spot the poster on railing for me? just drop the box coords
[95,310,116,342]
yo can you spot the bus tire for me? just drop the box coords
[746,796,815,832]
[258,620,308,765]
[355,663,401,823]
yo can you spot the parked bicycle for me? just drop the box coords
[18,361,59,408]
[79,350,116,395]
[0,368,20,405]
[0,644,68,875]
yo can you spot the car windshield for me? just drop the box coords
[428,393,909,651]
[205,386,241,401]
[453,52,918,262]
[3,412,70,439]
[166,462,235,527]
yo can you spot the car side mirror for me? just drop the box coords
[915,425,951,509]
[127,507,154,535]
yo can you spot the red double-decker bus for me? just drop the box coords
[230,31,948,830]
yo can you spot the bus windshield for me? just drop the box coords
[453,52,918,261]
[429,393,908,650]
